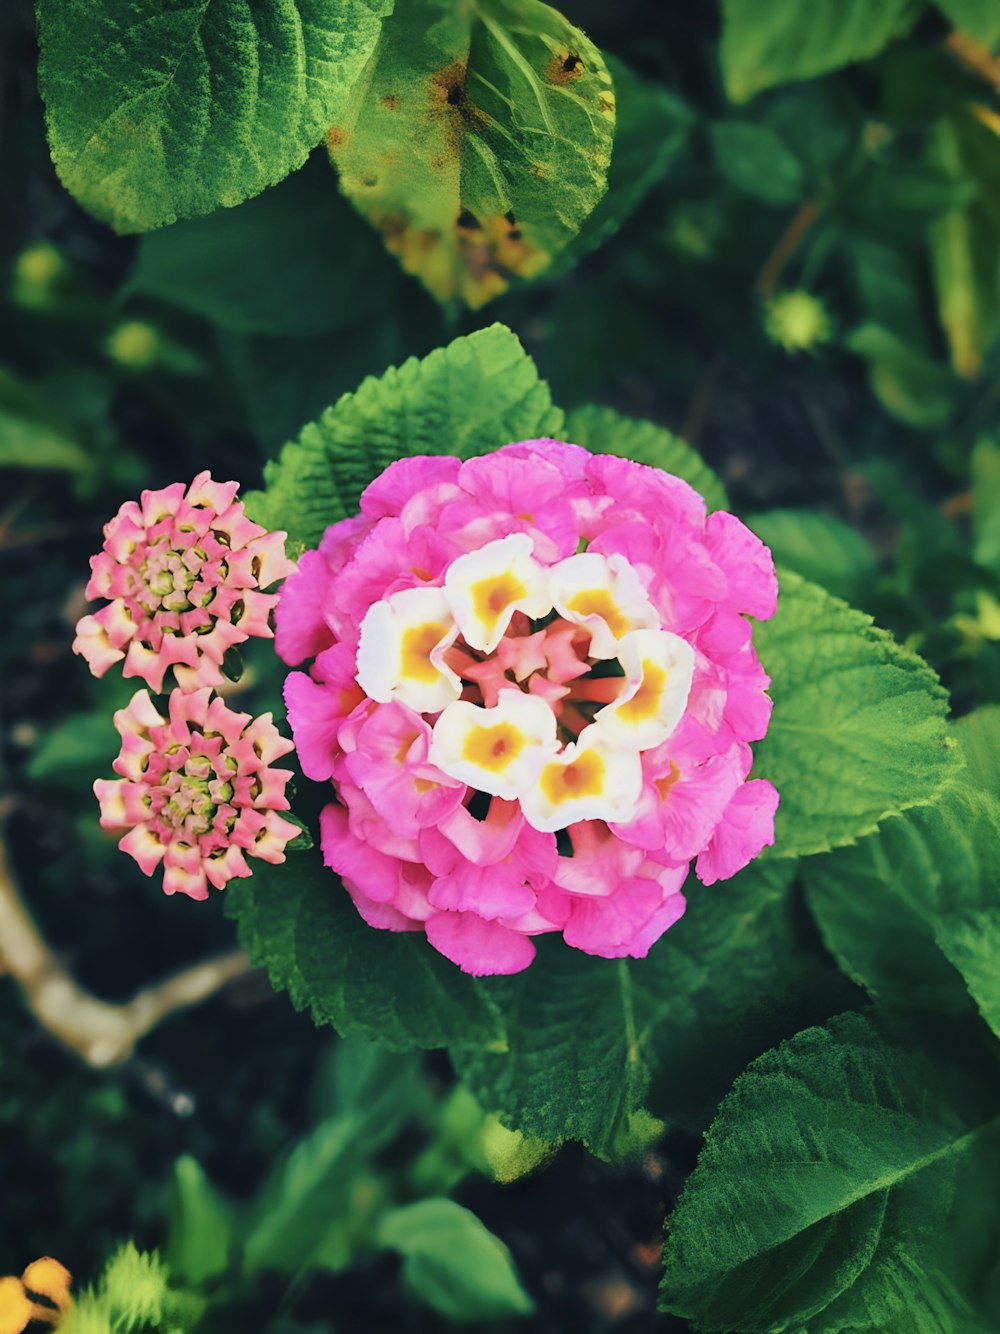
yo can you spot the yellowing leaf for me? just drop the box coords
[328,0,615,307]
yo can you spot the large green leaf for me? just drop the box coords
[660,1012,1000,1332]
[719,0,918,103]
[457,861,855,1155]
[565,405,729,512]
[748,510,877,605]
[752,572,960,859]
[36,0,392,233]
[804,709,1000,1037]
[328,0,614,307]
[225,842,502,1051]
[125,156,402,337]
[246,323,564,546]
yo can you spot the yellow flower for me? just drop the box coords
[0,1258,72,1333]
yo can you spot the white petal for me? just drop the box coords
[443,534,551,652]
[595,629,694,750]
[356,586,460,714]
[520,729,643,833]
[429,688,558,800]
[549,551,659,658]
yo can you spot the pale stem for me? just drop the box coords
[0,831,251,1069]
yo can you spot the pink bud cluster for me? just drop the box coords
[74,471,296,693]
[95,689,299,899]
[80,475,301,898]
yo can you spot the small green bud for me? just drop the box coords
[11,242,67,307]
[106,320,160,369]
[764,290,831,353]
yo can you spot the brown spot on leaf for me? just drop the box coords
[382,94,399,110]
[547,51,585,84]
[457,209,482,230]
[326,126,348,150]
[430,57,485,145]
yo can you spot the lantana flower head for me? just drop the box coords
[278,440,779,976]
[73,472,296,693]
[95,687,299,900]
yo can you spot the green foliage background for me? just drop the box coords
[1,0,999,1329]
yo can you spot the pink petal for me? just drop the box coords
[425,910,536,976]
[696,780,780,885]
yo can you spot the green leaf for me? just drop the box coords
[376,1199,534,1321]
[844,323,953,429]
[972,436,1000,574]
[125,155,402,337]
[0,368,91,474]
[328,0,614,307]
[243,1110,367,1275]
[804,709,1000,1037]
[748,510,876,604]
[660,1012,1000,1332]
[458,861,853,1154]
[165,1156,233,1287]
[708,121,805,206]
[935,0,1000,48]
[246,323,564,546]
[28,712,122,787]
[719,0,919,103]
[225,841,502,1051]
[752,571,960,859]
[309,1037,432,1134]
[243,1040,431,1275]
[565,405,729,513]
[928,114,1000,381]
[36,0,393,233]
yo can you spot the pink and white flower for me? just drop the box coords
[95,688,299,900]
[278,441,779,976]
[74,472,296,693]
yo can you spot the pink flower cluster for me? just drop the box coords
[278,440,779,976]
[80,474,301,898]
[74,471,295,693]
[95,688,299,900]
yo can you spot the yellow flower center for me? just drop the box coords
[462,722,527,774]
[565,588,631,638]
[472,572,529,634]
[400,622,450,682]
[616,661,667,724]
[540,749,606,805]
